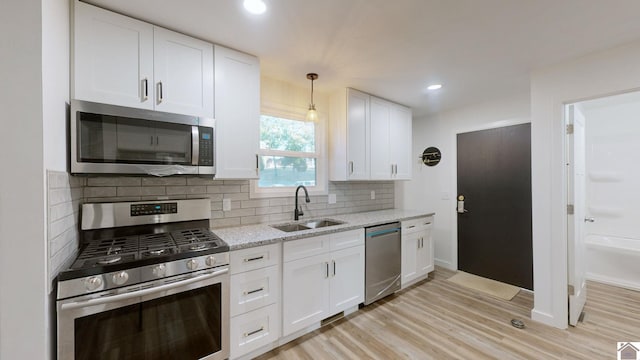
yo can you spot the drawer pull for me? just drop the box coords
[244,255,265,262]
[423,222,432,226]
[244,326,264,337]
[407,225,416,229]
[244,287,265,295]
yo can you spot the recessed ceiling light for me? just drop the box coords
[427,84,442,90]
[243,0,266,14]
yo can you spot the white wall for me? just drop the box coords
[584,93,640,241]
[531,39,640,329]
[0,0,48,358]
[396,94,530,269]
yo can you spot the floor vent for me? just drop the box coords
[321,312,344,326]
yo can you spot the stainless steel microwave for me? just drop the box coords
[70,100,214,176]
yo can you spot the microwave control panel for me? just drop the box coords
[198,127,214,166]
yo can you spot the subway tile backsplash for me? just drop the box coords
[46,172,394,282]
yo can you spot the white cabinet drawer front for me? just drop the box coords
[230,303,280,359]
[283,234,331,262]
[401,216,433,233]
[230,243,280,274]
[230,266,279,316]
[330,228,364,251]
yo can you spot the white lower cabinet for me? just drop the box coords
[401,216,434,288]
[230,303,280,357]
[229,244,281,359]
[282,229,364,337]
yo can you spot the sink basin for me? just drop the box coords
[302,219,344,229]
[271,219,345,232]
[271,223,311,232]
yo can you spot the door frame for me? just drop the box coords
[450,118,530,271]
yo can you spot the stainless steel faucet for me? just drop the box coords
[294,185,310,220]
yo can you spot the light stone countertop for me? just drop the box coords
[212,209,435,250]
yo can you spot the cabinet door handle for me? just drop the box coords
[349,161,354,175]
[332,260,336,277]
[157,81,163,103]
[244,255,264,262]
[391,164,394,175]
[243,287,265,295]
[256,154,259,176]
[244,326,264,338]
[325,262,329,278]
[417,238,421,249]
[141,78,148,101]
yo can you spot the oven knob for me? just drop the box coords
[84,276,103,291]
[152,264,166,277]
[205,255,217,267]
[112,271,129,285]
[186,259,199,270]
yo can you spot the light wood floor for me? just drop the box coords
[256,267,640,359]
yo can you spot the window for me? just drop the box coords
[251,114,326,198]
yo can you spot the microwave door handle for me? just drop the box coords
[192,126,200,166]
[60,268,228,311]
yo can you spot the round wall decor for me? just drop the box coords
[421,147,441,166]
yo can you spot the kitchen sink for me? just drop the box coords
[271,223,311,232]
[271,219,345,232]
[302,219,344,229]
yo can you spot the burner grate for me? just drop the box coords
[139,232,177,257]
[78,236,138,259]
[172,228,222,252]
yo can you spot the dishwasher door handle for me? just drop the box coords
[366,228,400,238]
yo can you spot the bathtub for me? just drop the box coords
[586,235,640,291]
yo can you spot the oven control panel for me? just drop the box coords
[131,202,178,216]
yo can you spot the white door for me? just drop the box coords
[390,105,413,179]
[214,45,260,179]
[346,89,370,180]
[73,1,154,109]
[567,104,587,326]
[418,226,434,274]
[153,27,214,117]
[401,231,420,287]
[282,254,331,336]
[329,246,365,313]
[369,97,392,179]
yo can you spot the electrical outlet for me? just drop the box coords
[370,190,375,200]
[328,193,337,204]
[222,199,231,212]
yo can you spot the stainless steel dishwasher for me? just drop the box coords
[364,222,401,305]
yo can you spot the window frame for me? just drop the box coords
[250,103,327,199]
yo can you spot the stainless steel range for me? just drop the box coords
[56,199,229,360]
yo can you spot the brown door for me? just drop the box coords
[457,123,532,290]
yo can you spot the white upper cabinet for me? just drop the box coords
[389,104,412,180]
[153,27,214,117]
[370,97,392,179]
[213,45,260,179]
[73,1,154,109]
[330,88,413,181]
[329,88,370,181]
[73,1,214,118]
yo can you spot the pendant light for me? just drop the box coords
[305,73,319,122]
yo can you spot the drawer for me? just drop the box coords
[230,265,280,316]
[402,216,433,234]
[230,243,280,274]
[230,303,280,359]
[330,228,364,251]
[283,233,331,262]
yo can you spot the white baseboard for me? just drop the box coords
[434,258,454,270]
[531,308,566,329]
[586,273,640,292]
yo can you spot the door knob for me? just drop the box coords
[584,217,595,223]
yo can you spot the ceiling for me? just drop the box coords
[84,0,640,117]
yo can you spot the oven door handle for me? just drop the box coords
[60,268,228,311]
